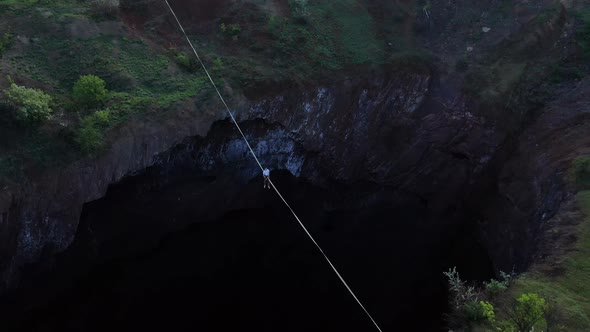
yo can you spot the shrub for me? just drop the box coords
[444,267,487,328]
[212,57,223,72]
[75,123,103,154]
[508,293,547,332]
[220,23,241,39]
[464,300,486,322]
[74,109,111,155]
[175,52,190,67]
[3,83,52,125]
[174,52,198,72]
[499,270,516,286]
[0,32,14,58]
[93,109,111,125]
[444,267,481,310]
[73,75,108,108]
[480,301,495,323]
[485,278,509,296]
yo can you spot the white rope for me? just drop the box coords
[268,179,384,332]
[163,1,383,331]
[163,0,263,171]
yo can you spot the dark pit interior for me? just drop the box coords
[0,161,494,331]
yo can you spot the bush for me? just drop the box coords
[444,267,486,328]
[74,109,111,155]
[212,57,223,72]
[174,52,198,72]
[3,83,52,125]
[485,279,509,296]
[508,293,547,332]
[93,109,111,125]
[464,300,486,322]
[73,75,108,108]
[75,123,103,154]
[444,267,482,310]
[175,52,190,67]
[220,23,241,39]
[0,32,14,58]
[480,301,495,322]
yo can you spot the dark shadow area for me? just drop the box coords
[0,169,494,331]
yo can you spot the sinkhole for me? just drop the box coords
[1,121,496,331]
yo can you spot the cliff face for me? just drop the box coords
[0,70,440,288]
[0,52,572,291]
[0,0,576,287]
[0,104,223,289]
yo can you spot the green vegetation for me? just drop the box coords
[480,301,495,322]
[3,83,52,125]
[509,293,547,331]
[505,190,590,331]
[75,110,110,155]
[0,32,13,58]
[444,267,513,329]
[485,278,509,297]
[260,0,387,81]
[475,295,548,332]
[447,180,590,331]
[444,268,550,331]
[0,3,210,169]
[73,75,108,108]
[174,52,194,72]
[220,23,241,39]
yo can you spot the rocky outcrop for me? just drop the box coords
[473,79,590,272]
[0,50,578,294]
[0,105,224,290]
[1,69,472,290]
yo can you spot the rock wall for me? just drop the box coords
[0,104,223,289]
[0,62,576,291]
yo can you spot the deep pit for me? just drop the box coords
[0,121,496,332]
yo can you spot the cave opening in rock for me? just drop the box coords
[2,157,495,331]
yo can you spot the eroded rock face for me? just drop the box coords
[0,105,223,289]
[0,60,577,293]
[0,71,454,290]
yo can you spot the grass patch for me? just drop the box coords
[505,191,590,331]
[261,0,387,82]
[11,34,209,108]
[307,0,383,65]
[0,0,36,11]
